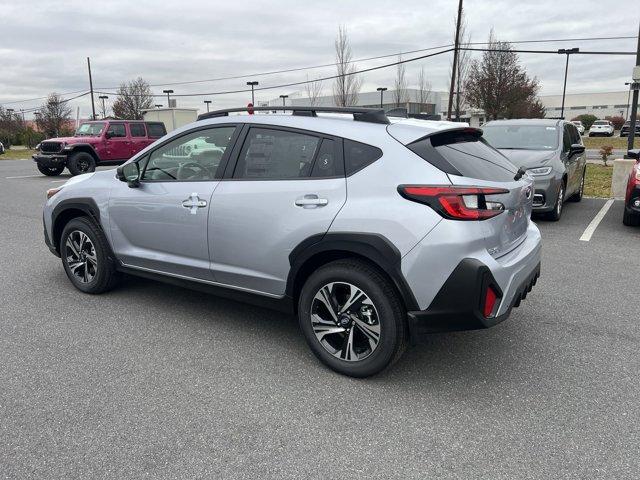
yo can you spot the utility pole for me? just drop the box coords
[627,21,640,153]
[446,0,463,121]
[558,48,579,119]
[87,57,96,120]
[377,87,387,108]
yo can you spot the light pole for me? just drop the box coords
[98,95,108,118]
[155,104,163,109]
[247,81,259,105]
[163,89,174,107]
[204,100,212,112]
[558,48,579,119]
[376,87,387,108]
[625,82,632,120]
[279,94,288,108]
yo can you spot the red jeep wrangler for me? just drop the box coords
[33,120,167,176]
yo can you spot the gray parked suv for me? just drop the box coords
[43,106,541,377]
[482,119,587,221]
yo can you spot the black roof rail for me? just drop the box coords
[197,106,389,125]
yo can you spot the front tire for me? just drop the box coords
[37,164,64,176]
[547,182,565,221]
[60,217,119,294]
[623,208,640,227]
[67,152,96,176]
[297,259,407,377]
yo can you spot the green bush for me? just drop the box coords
[572,114,598,130]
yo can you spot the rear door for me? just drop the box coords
[410,129,532,258]
[208,125,347,296]
[128,123,148,157]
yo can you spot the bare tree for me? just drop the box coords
[393,55,410,107]
[112,77,154,120]
[333,26,361,107]
[35,93,72,137]
[416,67,432,109]
[0,106,24,147]
[449,11,472,120]
[465,30,542,120]
[305,75,323,106]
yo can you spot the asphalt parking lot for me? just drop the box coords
[1,158,639,479]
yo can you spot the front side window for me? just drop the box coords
[107,123,126,138]
[142,126,236,181]
[129,123,146,137]
[234,128,320,179]
[563,125,572,152]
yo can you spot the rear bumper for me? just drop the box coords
[33,153,67,167]
[407,258,540,339]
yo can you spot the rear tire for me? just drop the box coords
[297,259,407,377]
[37,164,64,176]
[67,152,96,176]
[60,217,120,294]
[623,208,640,227]
[547,182,565,221]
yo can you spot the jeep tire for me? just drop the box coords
[37,164,65,176]
[67,152,96,176]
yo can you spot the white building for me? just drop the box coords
[539,91,632,120]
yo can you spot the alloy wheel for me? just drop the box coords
[557,185,564,216]
[310,282,381,362]
[65,230,97,283]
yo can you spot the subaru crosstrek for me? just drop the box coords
[42,106,541,377]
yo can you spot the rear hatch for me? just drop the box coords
[390,124,533,258]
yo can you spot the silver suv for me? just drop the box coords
[43,106,541,377]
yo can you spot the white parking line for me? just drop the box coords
[5,174,42,179]
[579,199,614,242]
[50,180,67,183]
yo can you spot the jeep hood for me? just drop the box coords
[497,149,556,168]
[44,136,98,144]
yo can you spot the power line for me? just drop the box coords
[461,47,637,55]
[0,89,87,107]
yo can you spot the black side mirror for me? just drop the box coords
[569,144,585,156]
[116,162,140,188]
[105,131,112,139]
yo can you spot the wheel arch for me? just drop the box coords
[68,144,99,161]
[51,198,103,254]
[286,233,419,314]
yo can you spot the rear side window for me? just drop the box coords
[344,139,382,175]
[129,123,146,137]
[311,139,343,178]
[234,128,320,179]
[408,130,517,182]
[147,123,167,138]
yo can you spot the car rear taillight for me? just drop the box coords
[398,185,508,220]
[483,285,499,318]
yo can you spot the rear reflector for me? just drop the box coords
[483,285,499,318]
[398,185,508,220]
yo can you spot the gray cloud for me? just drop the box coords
[1,0,637,117]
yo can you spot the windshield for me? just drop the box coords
[75,122,105,136]
[481,125,559,151]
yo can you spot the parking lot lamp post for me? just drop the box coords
[98,95,108,118]
[247,81,259,105]
[558,48,579,119]
[377,87,387,108]
[163,90,174,107]
[204,100,212,113]
[625,82,632,120]
[280,95,288,109]
[155,104,163,109]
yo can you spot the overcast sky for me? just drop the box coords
[0,0,638,118]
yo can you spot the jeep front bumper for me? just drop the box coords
[33,153,67,167]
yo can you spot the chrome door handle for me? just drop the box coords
[295,194,328,208]
[182,192,207,214]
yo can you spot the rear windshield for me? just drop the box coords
[146,123,167,138]
[481,125,559,151]
[408,130,517,182]
[593,121,609,125]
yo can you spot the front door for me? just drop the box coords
[104,122,131,161]
[108,125,238,281]
[209,126,347,296]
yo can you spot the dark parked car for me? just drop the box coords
[623,149,640,226]
[482,119,586,221]
[620,121,640,137]
[33,120,167,176]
